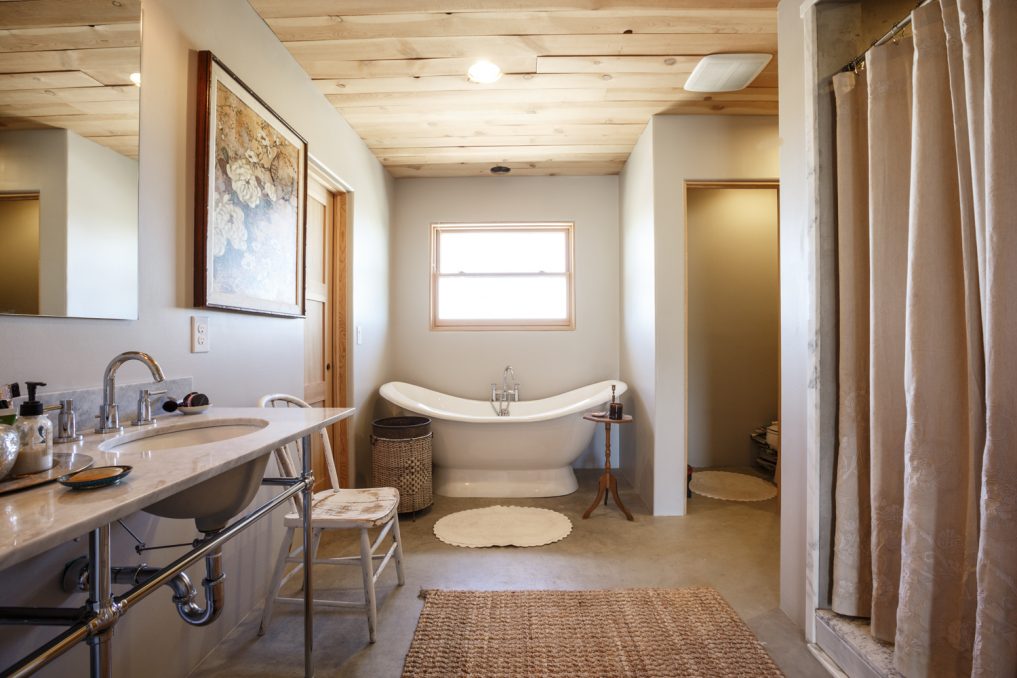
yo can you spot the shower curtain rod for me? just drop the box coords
[841,0,933,73]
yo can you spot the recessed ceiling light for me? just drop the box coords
[490,165,511,175]
[683,54,772,93]
[129,72,142,86]
[467,60,502,84]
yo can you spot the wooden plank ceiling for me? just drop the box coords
[250,0,778,177]
[0,0,141,159]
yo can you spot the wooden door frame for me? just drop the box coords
[309,157,351,487]
[683,180,782,494]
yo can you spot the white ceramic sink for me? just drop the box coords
[101,419,272,533]
[101,422,267,454]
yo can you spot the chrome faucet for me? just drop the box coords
[96,351,166,433]
[490,365,520,416]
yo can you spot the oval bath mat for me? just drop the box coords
[433,505,572,548]
[689,470,777,502]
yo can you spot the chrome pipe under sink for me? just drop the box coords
[63,547,226,627]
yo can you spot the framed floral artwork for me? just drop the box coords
[194,51,307,317]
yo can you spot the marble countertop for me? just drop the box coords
[0,406,354,571]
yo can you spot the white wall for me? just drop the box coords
[687,188,779,469]
[777,0,811,632]
[65,132,139,319]
[620,116,779,516]
[390,176,620,467]
[618,125,657,502]
[0,0,393,674]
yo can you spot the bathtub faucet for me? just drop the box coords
[490,366,520,416]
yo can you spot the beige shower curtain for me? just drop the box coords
[866,37,912,644]
[831,68,870,620]
[831,1,1017,676]
[974,0,1017,673]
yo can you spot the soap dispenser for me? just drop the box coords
[12,381,53,475]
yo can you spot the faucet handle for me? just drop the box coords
[95,403,122,434]
[54,399,84,444]
[135,389,166,427]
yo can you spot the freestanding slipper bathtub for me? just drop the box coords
[379,380,627,498]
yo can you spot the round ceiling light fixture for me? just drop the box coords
[467,60,502,84]
[490,165,512,175]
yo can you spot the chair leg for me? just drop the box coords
[310,528,324,572]
[359,528,378,643]
[392,517,406,587]
[259,526,295,636]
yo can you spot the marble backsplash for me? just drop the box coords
[2,378,193,433]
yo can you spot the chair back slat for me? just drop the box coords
[320,421,341,491]
[258,394,343,517]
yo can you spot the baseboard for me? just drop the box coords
[814,609,898,678]
[808,643,849,677]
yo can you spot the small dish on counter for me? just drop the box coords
[58,465,132,490]
[162,392,211,415]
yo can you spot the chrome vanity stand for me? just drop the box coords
[0,435,318,678]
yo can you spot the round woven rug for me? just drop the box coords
[433,505,573,548]
[689,471,777,502]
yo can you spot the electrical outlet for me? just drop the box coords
[191,316,209,353]
[356,325,363,345]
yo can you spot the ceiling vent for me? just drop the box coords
[683,53,772,93]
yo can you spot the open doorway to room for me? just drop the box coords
[685,182,781,502]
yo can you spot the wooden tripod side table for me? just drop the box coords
[582,413,634,521]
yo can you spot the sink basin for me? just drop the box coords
[101,419,273,533]
[101,422,267,454]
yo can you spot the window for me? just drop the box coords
[430,222,575,330]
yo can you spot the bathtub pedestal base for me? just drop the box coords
[434,467,578,498]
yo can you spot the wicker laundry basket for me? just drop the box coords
[371,417,433,513]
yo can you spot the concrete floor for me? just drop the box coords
[191,470,824,677]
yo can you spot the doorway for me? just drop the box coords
[304,165,349,490]
[685,182,781,493]
[0,193,40,315]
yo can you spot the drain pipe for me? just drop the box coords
[175,546,224,626]
[63,547,225,627]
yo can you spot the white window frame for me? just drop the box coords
[430,222,576,331]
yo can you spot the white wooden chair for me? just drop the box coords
[258,394,405,643]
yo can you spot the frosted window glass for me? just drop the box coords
[438,230,567,274]
[437,276,568,320]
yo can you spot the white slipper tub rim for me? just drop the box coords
[379,380,627,424]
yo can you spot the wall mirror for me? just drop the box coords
[0,1,141,319]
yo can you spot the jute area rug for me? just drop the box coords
[402,587,784,677]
